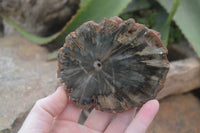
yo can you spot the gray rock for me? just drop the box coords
[0,0,80,36]
[0,37,59,132]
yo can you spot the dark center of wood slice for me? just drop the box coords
[93,60,102,71]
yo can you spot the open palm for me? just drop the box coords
[18,87,159,133]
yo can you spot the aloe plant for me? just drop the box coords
[1,0,200,59]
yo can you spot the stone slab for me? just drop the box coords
[0,37,59,131]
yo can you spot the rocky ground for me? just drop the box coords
[148,93,200,133]
[0,37,200,133]
[0,37,59,133]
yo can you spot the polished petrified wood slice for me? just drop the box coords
[57,16,169,113]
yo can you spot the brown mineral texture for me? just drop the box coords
[57,16,170,113]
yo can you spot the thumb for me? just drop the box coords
[18,86,68,133]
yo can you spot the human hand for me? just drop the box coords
[18,86,159,133]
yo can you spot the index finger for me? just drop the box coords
[125,99,159,133]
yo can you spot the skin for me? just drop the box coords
[18,86,159,133]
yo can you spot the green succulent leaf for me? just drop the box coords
[2,0,131,60]
[153,8,170,47]
[48,0,131,47]
[47,50,59,61]
[122,0,151,14]
[80,0,88,7]
[156,0,200,57]
[1,14,57,44]
[154,0,182,47]
[47,0,131,60]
